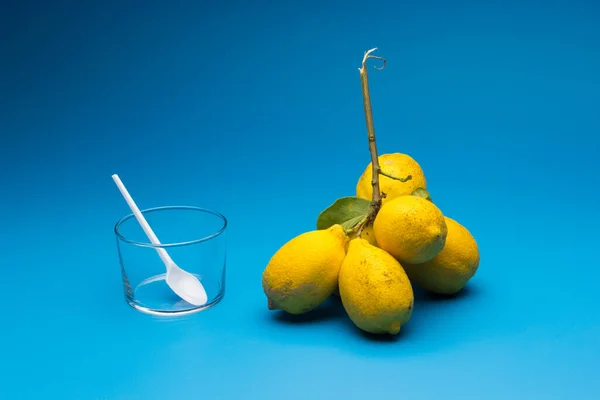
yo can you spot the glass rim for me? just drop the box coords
[114,205,227,248]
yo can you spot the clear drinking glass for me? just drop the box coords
[114,206,227,316]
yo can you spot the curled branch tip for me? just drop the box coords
[360,47,387,71]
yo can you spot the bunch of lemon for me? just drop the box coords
[261,153,480,335]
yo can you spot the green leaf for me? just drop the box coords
[412,187,433,202]
[316,196,371,231]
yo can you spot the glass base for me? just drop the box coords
[125,273,224,316]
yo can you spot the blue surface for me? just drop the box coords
[2,1,599,398]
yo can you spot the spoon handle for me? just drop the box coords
[112,174,174,267]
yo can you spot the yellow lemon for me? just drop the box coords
[403,217,480,295]
[373,195,447,264]
[262,224,349,314]
[356,153,427,205]
[335,224,377,298]
[338,238,414,335]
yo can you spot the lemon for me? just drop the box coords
[333,224,376,298]
[338,238,414,335]
[356,153,427,205]
[337,224,377,298]
[403,217,480,295]
[373,195,447,264]
[262,224,349,314]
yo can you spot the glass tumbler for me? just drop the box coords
[114,206,227,316]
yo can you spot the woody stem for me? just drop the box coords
[356,48,386,235]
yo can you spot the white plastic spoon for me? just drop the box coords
[112,174,208,306]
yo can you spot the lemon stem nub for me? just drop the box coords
[267,298,278,310]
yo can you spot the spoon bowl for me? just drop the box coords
[165,262,208,306]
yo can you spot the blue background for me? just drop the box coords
[2,0,599,398]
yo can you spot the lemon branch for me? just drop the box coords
[354,48,413,237]
[315,49,413,237]
[355,47,386,236]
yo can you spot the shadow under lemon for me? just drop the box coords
[398,281,485,347]
[413,281,479,302]
[271,296,347,325]
[263,294,410,344]
[263,279,483,349]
